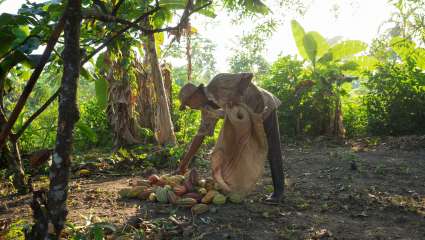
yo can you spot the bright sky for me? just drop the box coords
[1,0,395,71]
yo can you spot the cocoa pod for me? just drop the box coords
[197,187,207,196]
[183,192,202,203]
[148,192,157,202]
[201,190,218,204]
[204,178,215,191]
[176,198,197,208]
[228,193,243,204]
[198,179,206,188]
[156,179,166,187]
[148,175,160,185]
[212,193,226,205]
[155,187,169,203]
[118,188,132,198]
[167,191,179,204]
[173,185,187,196]
[191,204,209,215]
[137,189,153,200]
[129,186,148,198]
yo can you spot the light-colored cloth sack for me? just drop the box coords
[211,103,268,194]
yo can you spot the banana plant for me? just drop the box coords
[291,20,368,69]
[290,20,370,138]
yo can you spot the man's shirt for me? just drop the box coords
[196,73,281,137]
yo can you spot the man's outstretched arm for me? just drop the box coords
[176,135,205,174]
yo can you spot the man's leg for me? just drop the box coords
[263,110,284,201]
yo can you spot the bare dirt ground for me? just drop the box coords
[1,139,425,239]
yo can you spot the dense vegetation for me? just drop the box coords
[0,0,424,239]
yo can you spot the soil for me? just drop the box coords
[1,139,425,240]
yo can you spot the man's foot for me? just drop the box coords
[264,192,284,204]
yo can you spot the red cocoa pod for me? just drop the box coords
[173,185,187,196]
[183,192,202,203]
[148,175,160,185]
[156,178,166,187]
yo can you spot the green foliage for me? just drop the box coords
[165,35,217,85]
[3,219,30,240]
[364,59,425,135]
[229,19,277,74]
[261,55,308,137]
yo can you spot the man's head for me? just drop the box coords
[179,83,208,110]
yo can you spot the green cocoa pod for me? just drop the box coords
[167,190,179,204]
[155,187,169,203]
[176,198,197,208]
[212,193,226,205]
[118,188,132,198]
[228,193,244,204]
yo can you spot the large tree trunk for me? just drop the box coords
[104,50,140,148]
[135,53,155,130]
[45,1,81,238]
[146,33,176,145]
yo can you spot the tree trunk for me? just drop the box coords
[0,109,28,193]
[10,140,28,193]
[104,51,141,148]
[135,52,155,130]
[46,0,81,238]
[146,33,176,145]
[333,95,346,140]
[161,63,173,112]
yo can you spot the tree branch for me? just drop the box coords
[82,0,212,35]
[0,12,67,149]
[93,0,109,14]
[13,90,60,141]
[82,4,161,64]
[2,0,212,144]
[111,0,125,16]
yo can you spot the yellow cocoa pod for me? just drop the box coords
[191,204,209,215]
[198,179,206,188]
[148,193,157,202]
[212,193,226,205]
[78,169,91,177]
[201,190,218,204]
[197,187,208,196]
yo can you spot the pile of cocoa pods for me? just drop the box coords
[118,169,243,215]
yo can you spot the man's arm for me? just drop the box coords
[176,135,205,174]
[176,109,219,174]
